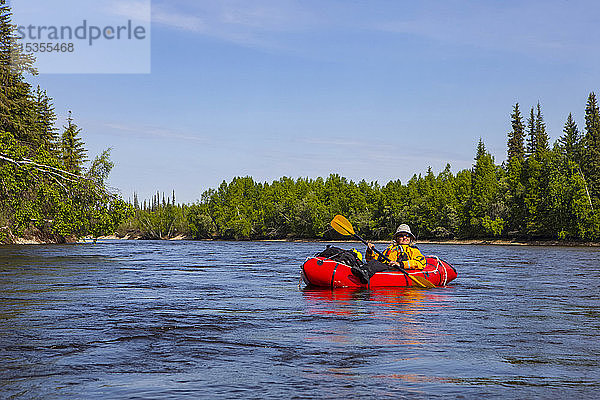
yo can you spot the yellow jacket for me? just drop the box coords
[365,243,427,270]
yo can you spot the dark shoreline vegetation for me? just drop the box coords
[119,94,600,244]
[0,3,129,245]
[1,3,599,245]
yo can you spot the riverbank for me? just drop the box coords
[3,234,599,247]
[419,238,600,247]
[291,238,600,247]
[0,226,77,245]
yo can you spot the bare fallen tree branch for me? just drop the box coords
[0,153,81,179]
[0,152,119,199]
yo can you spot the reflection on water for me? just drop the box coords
[303,286,454,350]
[302,286,449,316]
[1,241,599,399]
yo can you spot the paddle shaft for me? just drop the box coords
[342,227,413,277]
[352,233,392,263]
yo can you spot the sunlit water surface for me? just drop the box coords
[1,241,599,398]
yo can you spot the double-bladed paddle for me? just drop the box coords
[330,214,435,288]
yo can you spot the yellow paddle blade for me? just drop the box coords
[330,215,355,236]
[409,274,436,288]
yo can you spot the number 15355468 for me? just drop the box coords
[19,42,74,53]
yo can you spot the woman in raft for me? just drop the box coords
[351,224,426,283]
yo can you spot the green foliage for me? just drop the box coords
[522,156,543,236]
[0,4,130,243]
[119,97,600,243]
[507,103,525,163]
[0,4,37,142]
[557,113,583,165]
[503,158,525,235]
[469,140,501,237]
[534,103,550,155]
[582,92,600,200]
[481,216,505,237]
[60,111,87,174]
[33,86,58,152]
[187,203,213,239]
[117,191,187,239]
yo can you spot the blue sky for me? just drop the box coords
[26,0,600,203]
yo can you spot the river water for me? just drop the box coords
[1,240,599,399]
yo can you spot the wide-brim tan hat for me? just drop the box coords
[394,224,415,239]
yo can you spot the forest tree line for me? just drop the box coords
[0,4,130,243]
[121,93,600,242]
[1,1,599,244]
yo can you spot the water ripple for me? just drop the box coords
[1,241,599,398]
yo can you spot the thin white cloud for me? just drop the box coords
[154,0,312,30]
[105,122,207,143]
[152,7,205,32]
[106,0,151,23]
[150,0,317,49]
[301,137,371,148]
[283,135,472,181]
[298,136,468,164]
[376,1,599,57]
[104,0,599,60]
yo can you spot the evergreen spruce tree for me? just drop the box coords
[521,102,553,237]
[505,103,526,236]
[525,106,536,157]
[582,92,600,199]
[60,111,87,174]
[434,164,459,238]
[507,103,525,163]
[534,103,555,236]
[534,102,550,155]
[557,113,582,164]
[469,139,503,237]
[0,3,36,143]
[520,156,541,237]
[33,86,58,152]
